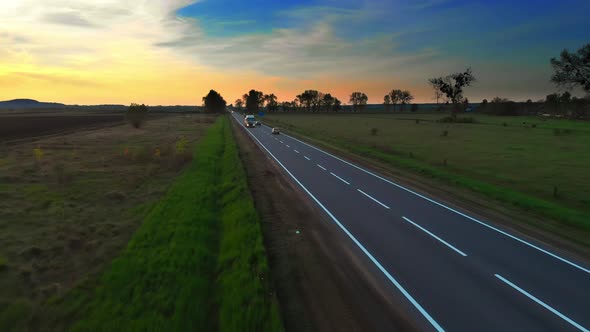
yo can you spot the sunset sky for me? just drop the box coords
[1,0,589,105]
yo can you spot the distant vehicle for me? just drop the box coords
[255,121,261,126]
[244,115,256,128]
[271,127,280,135]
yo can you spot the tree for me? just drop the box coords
[126,103,148,128]
[245,89,264,114]
[388,89,402,111]
[202,90,226,113]
[433,88,443,104]
[545,93,561,114]
[296,90,319,112]
[550,44,590,93]
[234,99,243,111]
[313,92,323,112]
[332,98,342,112]
[383,94,392,112]
[264,93,278,112]
[291,99,300,111]
[429,68,476,120]
[322,93,335,112]
[481,99,488,108]
[349,92,368,112]
[400,90,414,111]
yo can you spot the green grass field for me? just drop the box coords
[263,113,590,237]
[1,116,281,331]
[48,116,282,331]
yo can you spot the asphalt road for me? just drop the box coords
[231,113,590,332]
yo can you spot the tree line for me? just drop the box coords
[197,43,589,119]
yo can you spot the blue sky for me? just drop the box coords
[169,0,590,101]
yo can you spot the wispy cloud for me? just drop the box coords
[12,72,102,87]
[43,11,97,28]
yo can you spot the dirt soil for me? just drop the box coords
[231,119,418,332]
[0,113,126,142]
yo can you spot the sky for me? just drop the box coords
[1,0,589,105]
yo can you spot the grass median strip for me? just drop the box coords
[62,116,281,331]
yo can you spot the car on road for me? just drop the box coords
[271,127,280,134]
[244,115,256,128]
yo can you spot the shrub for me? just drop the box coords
[370,128,378,136]
[441,130,449,137]
[553,128,573,136]
[126,103,148,128]
[33,146,43,162]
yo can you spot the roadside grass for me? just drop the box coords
[53,116,282,331]
[263,114,590,238]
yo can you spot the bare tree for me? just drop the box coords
[433,88,443,104]
[429,68,476,120]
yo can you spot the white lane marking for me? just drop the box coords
[304,156,311,161]
[280,140,284,143]
[495,274,589,332]
[235,116,445,332]
[294,149,300,154]
[402,217,467,257]
[330,172,350,185]
[317,164,327,171]
[357,189,391,209]
[282,133,590,274]
[286,145,290,148]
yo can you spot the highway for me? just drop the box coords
[231,112,590,332]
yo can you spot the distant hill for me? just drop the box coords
[0,99,66,109]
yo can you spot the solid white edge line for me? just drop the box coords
[235,115,445,332]
[495,274,589,332]
[282,132,590,274]
[304,156,311,161]
[402,217,467,257]
[317,164,327,171]
[357,189,391,209]
[330,172,351,185]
